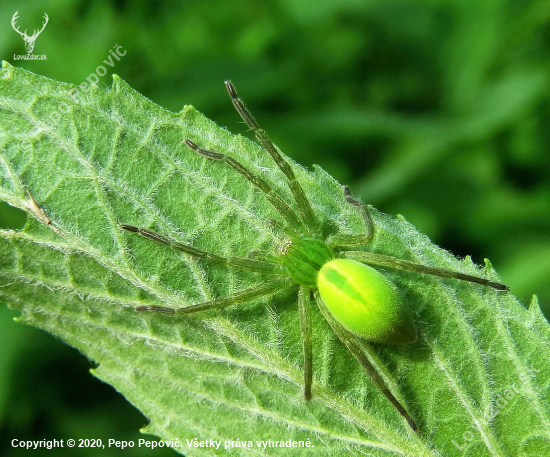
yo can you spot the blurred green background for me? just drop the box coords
[1,0,548,455]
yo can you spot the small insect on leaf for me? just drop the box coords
[25,190,63,236]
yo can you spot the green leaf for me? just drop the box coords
[1,62,549,456]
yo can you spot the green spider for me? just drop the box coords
[120,81,508,432]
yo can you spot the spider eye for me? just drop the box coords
[280,240,293,255]
[318,259,417,344]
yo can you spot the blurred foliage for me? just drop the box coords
[0,0,548,455]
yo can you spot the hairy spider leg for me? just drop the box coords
[326,186,375,248]
[122,82,324,400]
[314,186,505,431]
[343,251,509,291]
[328,188,508,291]
[298,287,313,400]
[137,277,295,315]
[314,290,419,431]
[183,136,318,400]
[310,187,418,430]
[224,81,318,234]
[184,139,303,234]
[119,224,294,313]
[119,225,282,274]
[188,78,324,399]
[122,219,312,397]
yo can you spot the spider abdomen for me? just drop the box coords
[318,259,417,344]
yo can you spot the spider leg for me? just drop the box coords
[342,251,509,291]
[265,217,299,239]
[137,278,295,314]
[327,186,375,248]
[314,291,418,431]
[298,286,313,400]
[119,224,283,275]
[184,139,303,234]
[224,81,318,234]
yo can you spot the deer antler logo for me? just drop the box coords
[11,11,49,54]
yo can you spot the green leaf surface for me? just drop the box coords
[1,62,549,456]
